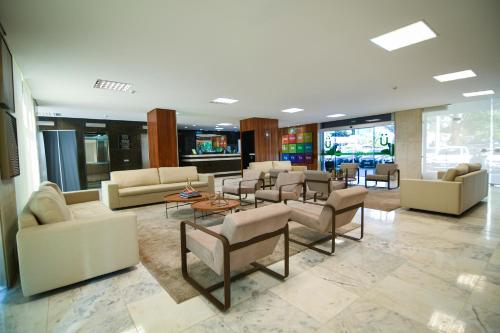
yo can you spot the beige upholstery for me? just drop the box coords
[441,168,458,181]
[222,170,264,195]
[186,203,291,275]
[400,166,488,215]
[255,172,305,202]
[248,161,306,186]
[17,183,139,296]
[366,163,399,180]
[272,161,293,171]
[340,163,359,179]
[249,161,274,173]
[288,187,368,233]
[29,186,72,224]
[110,168,160,188]
[305,170,334,199]
[102,167,215,209]
[40,181,65,201]
[159,166,199,183]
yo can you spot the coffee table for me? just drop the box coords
[191,199,240,223]
[164,192,211,217]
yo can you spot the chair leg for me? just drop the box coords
[254,197,258,208]
[337,206,364,242]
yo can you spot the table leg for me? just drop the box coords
[166,202,169,218]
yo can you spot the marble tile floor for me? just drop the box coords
[1,185,500,333]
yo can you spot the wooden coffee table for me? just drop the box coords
[191,199,240,223]
[164,192,210,217]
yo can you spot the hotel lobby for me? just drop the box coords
[0,1,500,332]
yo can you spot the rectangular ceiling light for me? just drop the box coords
[370,21,437,51]
[94,79,132,92]
[211,97,239,104]
[463,90,495,97]
[433,70,476,82]
[282,108,304,113]
[326,113,346,118]
[216,122,232,126]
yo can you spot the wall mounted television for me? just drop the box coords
[0,35,14,112]
[0,110,20,179]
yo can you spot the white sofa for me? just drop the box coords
[102,166,215,209]
[400,163,488,215]
[17,181,139,296]
[248,161,307,187]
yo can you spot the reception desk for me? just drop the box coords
[180,153,241,176]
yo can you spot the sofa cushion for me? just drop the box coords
[455,163,469,176]
[442,168,458,181]
[29,188,72,224]
[118,181,209,197]
[69,201,113,219]
[249,161,273,173]
[272,161,292,171]
[467,163,481,172]
[111,168,160,189]
[40,181,65,202]
[255,189,298,201]
[158,166,198,184]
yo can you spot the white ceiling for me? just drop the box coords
[1,0,499,130]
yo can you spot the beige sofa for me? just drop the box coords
[400,163,488,215]
[17,182,139,296]
[102,166,215,209]
[248,161,307,186]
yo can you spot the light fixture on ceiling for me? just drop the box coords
[94,79,132,92]
[216,123,232,126]
[463,90,495,97]
[184,126,188,129]
[370,21,436,51]
[282,108,304,113]
[215,127,224,130]
[192,124,197,127]
[211,97,239,104]
[326,113,346,118]
[433,70,476,82]
[36,111,62,117]
[366,118,382,122]
[233,126,238,129]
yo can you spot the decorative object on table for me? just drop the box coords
[209,191,229,207]
[179,178,201,198]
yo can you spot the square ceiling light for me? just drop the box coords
[463,90,495,97]
[433,70,477,82]
[370,21,437,51]
[94,79,132,92]
[211,97,239,104]
[326,113,346,118]
[282,108,304,113]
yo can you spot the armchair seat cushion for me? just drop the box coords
[365,174,391,181]
[287,201,324,230]
[118,181,208,197]
[255,189,298,202]
[222,184,256,195]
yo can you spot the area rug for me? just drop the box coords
[128,203,330,304]
[362,186,401,211]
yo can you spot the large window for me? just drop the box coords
[320,123,395,173]
[423,98,500,184]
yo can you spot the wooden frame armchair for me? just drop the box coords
[339,163,360,185]
[365,163,400,190]
[254,171,306,207]
[286,187,368,255]
[222,170,264,206]
[180,204,291,311]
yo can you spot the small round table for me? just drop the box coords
[190,199,240,222]
[164,192,211,217]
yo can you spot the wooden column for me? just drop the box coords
[240,118,279,170]
[147,108,178,167]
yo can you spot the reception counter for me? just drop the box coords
[180,153,241,176]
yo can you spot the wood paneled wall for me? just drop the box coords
[279,123,319,170]
[147,108,178,167]
[240,118,279,164]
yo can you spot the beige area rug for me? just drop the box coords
[128,203,347,304]
[362,186,401,211]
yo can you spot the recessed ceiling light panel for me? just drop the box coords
[211,97,239,104]
[94,79,132,92]
[282,108,304,113]
[370,21,437,51]
[216,123,232,126]
[433,70,476,82]
[326,113,346,118]
[463,90,495,97]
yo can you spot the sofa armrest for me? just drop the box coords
[199,173,215,193]
[17,212,139,296]
[437,171,446,179]
[400,179,462,214]
[64,189,100,205]
[101,181,120,209]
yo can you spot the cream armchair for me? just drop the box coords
[304,170,346,201]
[17,182,139,296]
[339,163,360,185]
[181,203,292,310]
[286,187,368,255]
[222,169,264,205]
[365,163,400,189]
[254,171,306,207]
